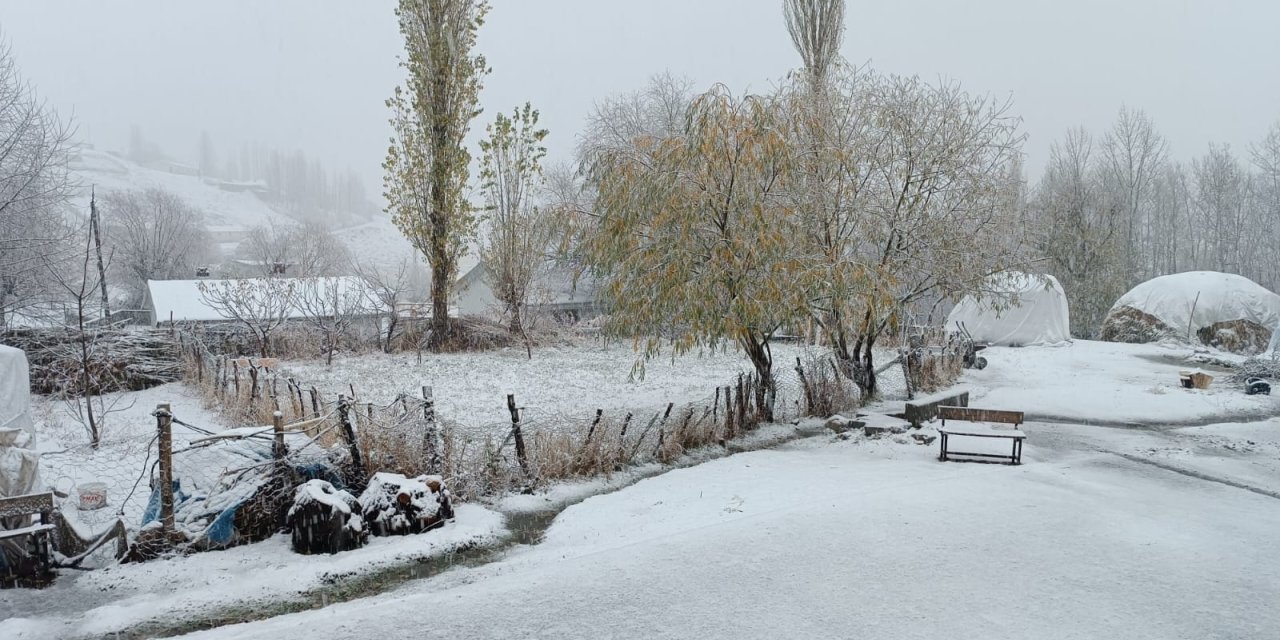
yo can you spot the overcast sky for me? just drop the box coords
[2,0,1277,194]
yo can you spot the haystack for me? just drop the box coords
[1100,271,1280,354]
[946,273,1071,346]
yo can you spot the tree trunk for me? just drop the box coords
[90,190,111,321]
[738,333,775,423]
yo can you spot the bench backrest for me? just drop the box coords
[0,492,54,520]
[939,406,1023,426]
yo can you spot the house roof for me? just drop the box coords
[456,260,600,306]
[146,276,380,323]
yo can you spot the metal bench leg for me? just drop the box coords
[938,433,948,462]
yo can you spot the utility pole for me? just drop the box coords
[90,187,111,320]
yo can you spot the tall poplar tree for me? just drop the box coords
[384,0,490,350]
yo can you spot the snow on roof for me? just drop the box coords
[1110,271,1280,335]
[146,276,381,323]
[945,272,1071,347]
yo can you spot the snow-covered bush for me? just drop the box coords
[357,472,453,537]
[285,479,367,555]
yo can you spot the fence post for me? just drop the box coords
[155,403,175,537]
[233,360,240,398]
[337,395,366,486]
[310,387,320,419]
[422,386,442,474]
[507,393,529,476]
[273,410,285,459]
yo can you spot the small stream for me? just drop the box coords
[116,423,828,639]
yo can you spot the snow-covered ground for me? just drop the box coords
[33,383,241,536]
[67,149,293,232]
[0,505,505,639]
[285,343,809,431]
[152,417,1280,640]
[6,339,1279,639]
[956,339,1280,425]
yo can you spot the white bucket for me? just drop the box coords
[77,482,109,511]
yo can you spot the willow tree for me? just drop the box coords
[584,87,804,419]
[478,103,551,337]
[384,0,489,350]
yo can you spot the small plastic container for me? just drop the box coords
[77,482,109,511]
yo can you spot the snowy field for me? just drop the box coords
[285,342,809,430]
[5,338,1280,639]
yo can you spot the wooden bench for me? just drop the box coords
[937,406,1026,465]
[0,492,58,587]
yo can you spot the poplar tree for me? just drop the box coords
[384,0,490,350]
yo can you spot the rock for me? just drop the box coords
[911,433,938,445]
[860,413,911,437]
[824,414,855,434]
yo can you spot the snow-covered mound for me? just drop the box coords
[1101,271,1280,354]
[945,272,1071,346]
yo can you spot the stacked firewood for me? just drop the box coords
[0,327,181,395]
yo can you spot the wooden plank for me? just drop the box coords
[0,492,54,519]
[940,406,1023,425]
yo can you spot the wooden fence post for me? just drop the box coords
[422,386,441,474]
[507,394,529,476]
[273,410,286,459]
[309,387,320,418]
[155,403,175,537]
[337,395,366,486]
[233,361,240,398]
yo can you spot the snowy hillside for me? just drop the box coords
[67,147,293,232]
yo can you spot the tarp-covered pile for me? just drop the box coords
[945,273,1071,347]
[1101,271,1280,354]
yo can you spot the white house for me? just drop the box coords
[454,262,603,322]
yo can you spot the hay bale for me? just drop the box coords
[1197,320,1272,355]
[1099,306,1177,344]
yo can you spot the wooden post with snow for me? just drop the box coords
[422,386,441,474]
[338,395,366,486]
[508,393,529,476]
[155,403,176,536]
[273,410,286,459]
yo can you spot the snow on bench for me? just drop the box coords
[936,406,1026,465]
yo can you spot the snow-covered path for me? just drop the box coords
[176,427,1280,640]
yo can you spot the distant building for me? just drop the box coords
[454,261,603,322]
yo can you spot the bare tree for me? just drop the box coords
[292,277,373,366]
[238,220,350,277]
[197,278,297,357]
[1192,144,1248,274]
[101,188,215,306]
[1100,106,1167,279]
[0,37,75,326]
[1029,128,1128,337]
[354,257,427,352]
[41,222,115,448]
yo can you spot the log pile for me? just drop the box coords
[0,327,181,395]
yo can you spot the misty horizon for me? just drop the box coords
[2,0,1277,200]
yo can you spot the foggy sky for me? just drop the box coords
[2,0,1277,196]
